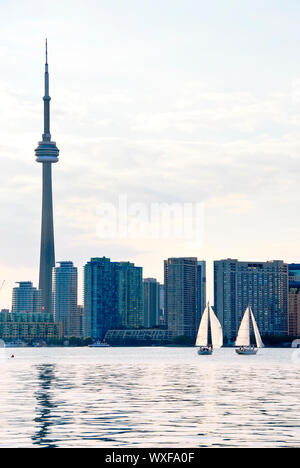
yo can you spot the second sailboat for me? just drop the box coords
[235,306,264,355]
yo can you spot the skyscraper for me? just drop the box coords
[52,262,78,337]
[164,257,198,340]
[35,40,59,314]
[159,284,165,325]
[76,305,84,338]
[143,278,160,328]
[214,259,289,343]
[12,282,42,315]
[119,262,144,328]
[288,264,300,336]
[84,257,121,340]
[84,258,144,339]
[196,260,206,328]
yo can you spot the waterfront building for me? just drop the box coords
[12,282,42,315]
[84,258,144,339]
[52,262,78,337]
[0,310,62,342]
[288,264,300,336]
[83,257,121,340]
[119,262,144,328]
[76,305,84,338]
[143,278,160,328]
[159,284,165,325]
[197,260,206,328]
[214,259,289,343]
[164,257,198,340]
[35,40,60,314]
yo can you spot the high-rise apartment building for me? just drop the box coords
[119,262,144,329]
[214,259,289,343]
[197,260,206,328]
[164,257,198,340]
[288,264,300,336]
[143,278,160,328]
[159,284,165,325]
[75,305,84,338]
[84,258,144,339]
[12,282,42,315]
[84,257,121,340]
[52,262,78,337]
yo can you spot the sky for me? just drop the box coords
[1,0,300,308]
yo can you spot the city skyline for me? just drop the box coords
[2,1,300,308]
[3,254,299,344]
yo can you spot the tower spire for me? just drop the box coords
[43,38,51,142]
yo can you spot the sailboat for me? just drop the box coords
[195,302,223,355]
[235,306,264,355]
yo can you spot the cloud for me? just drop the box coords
[207,193,255,214]
[1,1,300,307]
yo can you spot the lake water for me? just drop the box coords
[0,346,299,448]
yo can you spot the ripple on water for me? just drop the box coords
[0,347,299,447]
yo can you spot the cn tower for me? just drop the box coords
[35,40,59,314]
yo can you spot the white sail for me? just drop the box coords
[208,304,223,349]
[249,307,264,348]
[235,307,251,347]
[195,304,209,347]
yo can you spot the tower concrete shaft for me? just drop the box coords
[39,162,55,314]
[35,40,59,314]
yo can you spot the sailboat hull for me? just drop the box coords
[235,347,257,355]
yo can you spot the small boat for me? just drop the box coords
[195,302,223,355]
[197,346,213,355]
[5,340,26,348]
[88,340,111,348]
[235,346,257,355]
[235,306,264,355]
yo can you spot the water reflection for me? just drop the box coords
[0,348,299,447]
[78,365,145,445]
[32,364,57,448]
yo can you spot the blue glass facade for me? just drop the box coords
[288,264,300,289]
[84,257,121,340]
[288,264,300,336]
[84,258,143,340]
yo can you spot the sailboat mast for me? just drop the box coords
[207,306,211,346]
